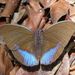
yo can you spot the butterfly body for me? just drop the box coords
[34,29,43,59]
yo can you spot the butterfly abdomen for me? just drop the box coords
[34,29,43,59]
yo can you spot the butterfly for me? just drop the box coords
[0,21,75,71]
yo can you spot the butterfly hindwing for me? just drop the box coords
[14,45,39,67]
[40,42,61,65]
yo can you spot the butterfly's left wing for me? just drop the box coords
[13,45,38,67]
[0,24,39,68]
[40,21,75,65]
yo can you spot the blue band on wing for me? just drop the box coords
[14,45,38,67]
[40,42,61,65]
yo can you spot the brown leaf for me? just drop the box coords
[56,53,70,75]
[69,5,75,22]
[70,53,75,66]
[1,0,20,17]
[10,66,19,75]
[28,0,41,12]
[50,62,61,75]
[23,0,44,31]
[70,65,75,71]
[65,0,75,4]
[70,70,75,75]
[0,0,8,4]
[39,0,57,8]
[16,68,38,75]
[39,0,51,8]
[50,0,70,23]
[11,9,26,24]
[0,42,13,75]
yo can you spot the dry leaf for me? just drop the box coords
[10,66,19,75]
[70,71,75,75]
[0,0,8,4]
[66,0,75,4]
[69,5,75,22]
[51,62,61,75]
[70,65,75,71]
[11,9,26,24]
[23,0,44,31]
[50,0,70,23]
[56,53,70,75]
[1,0,20,17]
[16,68,38,75]
[39,0,57,8]
[70,53,75,66]
[0,42,13,75]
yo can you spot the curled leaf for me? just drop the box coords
[50,0,70,23]
[0,42,13,75]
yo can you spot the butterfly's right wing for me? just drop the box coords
[0,24,39,67]
[41,21,75,65]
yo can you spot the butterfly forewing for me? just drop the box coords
[41,21,75,65]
